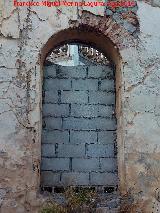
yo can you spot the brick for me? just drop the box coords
[100,158,117,172]
[63,117,116,130]
[61,172,89,186]
[57,66,87,78]
[61,91,88,104]
[57,144,85,157]
[70,131,97,144]
[71,104,99,117]
[88,65,114,79]
[42,144,56,157]
[72,79,98,90]
[86,144,115,157]
[44,117,62,130]
[98,105,114,117]
[41,171,60,186]
[44,79,71,91]
[44,65,57,78]
[100,79,115,91]
[43,104,69,117]
[90,172,118,185]
[89,91,115,105]
[41,158,70,171]
[98,131,116,144]
[72,158,99,172]
[42,130,69,144]
[43,91,58,103]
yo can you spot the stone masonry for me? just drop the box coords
[41,64,118,187]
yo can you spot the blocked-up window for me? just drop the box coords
[41,44,118,190]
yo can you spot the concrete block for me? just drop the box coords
[100,79,115,91]
[42,130,69,144]
[43,104,69,117]
[44,65,57,78]
[90,172,118,185]
[43,91,58,103]
[98,131,116,144]
[86,144,115,157]
[44,79,71,91]
[61,91,88,103]
[71,104,99,117]
[88,65,114,79]
[89,91,115,105]
[57,144,85,157]
[42,144,56,157]
[100,158,117,172]
[44,117,62,130]
[61,172,89,186]
[72,158,99,171]
[98,105,114,117]
[72,79,98,90]
[63,117,116,130]
[70,130,97,144]
[57,66,87,78]
[41,171,60,186]
[41,158,70,171]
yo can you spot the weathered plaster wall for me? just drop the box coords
[121,2,160,211]
[0,0,160,212]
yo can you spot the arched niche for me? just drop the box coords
[40,26,125,194]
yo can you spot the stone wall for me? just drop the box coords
[0,0,160,212]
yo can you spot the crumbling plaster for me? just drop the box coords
[0,0,160,212]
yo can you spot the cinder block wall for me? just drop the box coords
[41,64,118,187]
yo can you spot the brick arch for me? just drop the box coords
[41,11,138,65]
[74,11,138,49]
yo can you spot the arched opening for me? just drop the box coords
[40,27,124,195]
